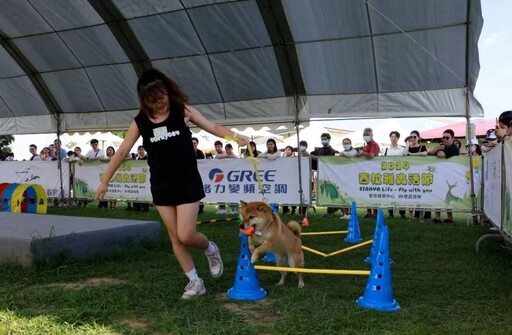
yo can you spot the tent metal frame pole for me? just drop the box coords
[465,0,478,224]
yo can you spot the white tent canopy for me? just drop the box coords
[0,0,483,135]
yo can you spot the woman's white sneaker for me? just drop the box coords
[181,278,206,299]
[205,242,223,278]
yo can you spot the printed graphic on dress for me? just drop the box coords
[150,126,180,143]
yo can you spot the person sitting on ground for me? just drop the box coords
[428,129,459,223]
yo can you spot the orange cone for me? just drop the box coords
[302,217,309,227]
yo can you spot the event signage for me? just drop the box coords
[317,156,482,211]
[74,157,311,204]
[197,157,311,204]
[74,160,152,201]
[0,161,70,198]
[503,140,512,236]
[482,144,502,228]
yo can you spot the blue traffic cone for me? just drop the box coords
[227,233,267,300]
[365,209,385,264]
[356,226,400,312]
[344,201,362,243]
[269,202,278,213]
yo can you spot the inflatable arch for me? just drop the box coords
[0,183,47,214]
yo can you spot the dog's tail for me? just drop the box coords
[287,221,302,237]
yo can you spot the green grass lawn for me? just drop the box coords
[0,203,511,334]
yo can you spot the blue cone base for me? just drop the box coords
[356,296,400,312]
[262,253,276,263]
[344,237,362,243]
[227,287,267,300]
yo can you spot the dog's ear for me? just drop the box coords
[240,200,247,208]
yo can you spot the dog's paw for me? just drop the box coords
[298,281,305,289]
[250,254,259,264]
[276,279,285,286]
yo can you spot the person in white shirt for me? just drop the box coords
[384,131,405,157]
[384,131,405,219]
[85,139,105,160]
[339,138,358,158]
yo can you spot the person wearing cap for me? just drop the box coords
[311,133,338,218]
[481,128,499,153]
[467,139,482,156]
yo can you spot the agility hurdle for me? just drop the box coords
[301,230,347,236]
[196,217,238,225]
[301,239,373,258]
[254,265,370,276]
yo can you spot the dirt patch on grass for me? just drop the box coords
[32,277,129,291]
[118,318,150,331]
[219,294,281,328]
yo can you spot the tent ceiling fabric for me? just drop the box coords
[0,0,483,135]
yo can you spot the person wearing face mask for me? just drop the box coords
[358,128,380,159]
[357,128,380,219]
[495,110,512,142]
[298,140,310,157]
[339,138,357,158]
[311,133,338,217]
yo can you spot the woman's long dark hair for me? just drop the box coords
[137,69,189,119]
[266,138,278,153]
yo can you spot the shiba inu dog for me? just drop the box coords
[239,201,305,288]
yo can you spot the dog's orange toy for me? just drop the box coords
[240,226,256,236]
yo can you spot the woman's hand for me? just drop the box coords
[96,183,108,201]
[235,134,250,146]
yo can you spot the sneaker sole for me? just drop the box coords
[181,288,207,299]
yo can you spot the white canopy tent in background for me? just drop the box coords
[0,0,484,215]
[0,0,483,136]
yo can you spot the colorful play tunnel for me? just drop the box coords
[0,183,47,214]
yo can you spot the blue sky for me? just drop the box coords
[473,0,512,119]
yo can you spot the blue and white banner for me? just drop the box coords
[73,157,312,205]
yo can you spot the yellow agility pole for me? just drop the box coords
[325,240,373,257]
[301,230,348,236]
[301,245,328,257]
[254,265,370,276]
